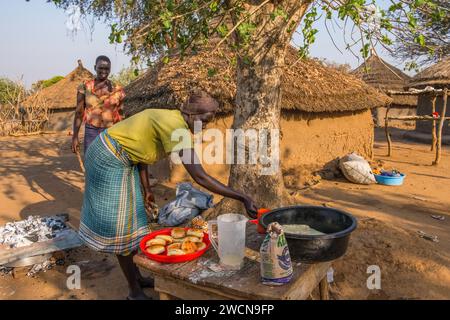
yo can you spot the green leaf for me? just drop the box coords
[388,3,402,12]
[209,1,218,12]
[297,47,308,59]
[217,24,228,37]
[160,11,173,30]
[380,18,393,31]
[407,13,417,29]
[207,68,217,77]
[361,44,370,58]
[381,35,393,46]
[162,19,171,29]
[133,69,139,77]
[162,56,170,64]
[242,56,252,65]
[237,22,256,43]
[414,0,425,7]
[166,0,174,11]
[132,56,139,64]
[321,4,332,19]
[271,8,288,21]
[414,34,426,47]
[109,23,117,44]
[405,61,419,72]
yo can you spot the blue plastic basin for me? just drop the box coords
[374,173,406,186]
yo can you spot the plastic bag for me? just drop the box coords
[158,182,214,226]
[260,222,293,285]
[339,152,376,185]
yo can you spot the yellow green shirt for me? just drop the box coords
[107,109,193,164]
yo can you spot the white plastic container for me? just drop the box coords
[208,213,248,270]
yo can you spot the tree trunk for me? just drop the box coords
[208,1,311,218]
[228,44,287,210]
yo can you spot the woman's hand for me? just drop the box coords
[71,136,80,153]
[242,196,258,219]
[143,190,155,210]
[138,163,154,211]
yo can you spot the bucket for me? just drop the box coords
[374,173,405,186]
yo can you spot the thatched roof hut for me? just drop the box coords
[404,58,450,142]
[351,54,417,129]
[124,47,391,117]
[22,60,93,131]
[124,47,391,186]
[351,54,416,107]
[24,60,93,110]
[408,57,450,89]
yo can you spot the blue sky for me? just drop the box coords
[0,0,130,88]
[0,0,412,88]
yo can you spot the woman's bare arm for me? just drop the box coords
[179,148,258,218]
[71,91,85,153]
[138,163,155,209]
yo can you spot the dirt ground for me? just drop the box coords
[0,128,449,300]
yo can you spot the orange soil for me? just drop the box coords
[0,128,449,299]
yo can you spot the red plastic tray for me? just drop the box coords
[139,227,211,263]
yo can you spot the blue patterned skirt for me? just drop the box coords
[79,131,149,255]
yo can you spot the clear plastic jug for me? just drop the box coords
[208,213,248,270]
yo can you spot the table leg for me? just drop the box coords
[159,292,175,300]
[319,277,329,300]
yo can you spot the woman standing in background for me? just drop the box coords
[71,55,125,154]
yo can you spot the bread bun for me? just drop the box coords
[196,242,207,251]
[155,235,173,244]
[185,236,202,243]
[146,245,165,255]
[171,228,186,239]
[191,216,208,232]
[187,228,204,238]
[146,238,166,247]
[167,243,181,250]
[172,237,186,243]
[167,249,185,256]
[181,240,197,254]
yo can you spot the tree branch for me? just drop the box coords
[213,0,271,52]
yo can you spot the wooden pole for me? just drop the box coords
[433,89,448,166]
[431,95,437,151]
[76,150,85,173]
[386,116,450,121]
[158,292,174,300]
[385,105,392,156]
[319,277,329,300]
